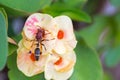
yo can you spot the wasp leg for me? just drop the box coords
[34,42,39,47]
[45,32,51,35]
[41,38,55,42]
[41,43,47,51]
[25,38,35,42]
[45,29,51,35]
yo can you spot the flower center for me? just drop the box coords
[30,53,36,61]
[57,30,64,39]
[54,57,63,65]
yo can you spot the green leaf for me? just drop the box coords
[105,45,120,67]
[42,3,91,22]
[84,0,106,14]
[70,38,103,80]
[0,8,8,28]
[63,0,87,7]
[79,15,111,48]
[104,13,120,67]
[0,0,52,15]
[0,8,8,70]
[8,43,17,56]
[114,13,120,46]
[110,0,120,7]
[103,72,113,80]
[7,53,45,80]
[11,34,22,43]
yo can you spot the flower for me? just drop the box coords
[17,13,77,80]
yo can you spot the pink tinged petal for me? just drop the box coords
[24,25,37,40]
[23,13,53,40]
[25,16,39,27]
[31,16,39,23]
[27,27,37,34]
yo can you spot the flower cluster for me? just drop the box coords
[17,13,77,80]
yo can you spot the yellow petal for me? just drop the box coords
[17,40,24,53]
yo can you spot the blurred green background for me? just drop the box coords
[0,0,120,80]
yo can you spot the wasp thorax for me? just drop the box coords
[36,28,45,41]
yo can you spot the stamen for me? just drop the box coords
[30,53,36,61]
[54,57,62,65]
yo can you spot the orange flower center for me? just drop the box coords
[57,30,64,39]
[54,57,63,65]
[30,53,36,61]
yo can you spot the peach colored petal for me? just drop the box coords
[44,51,76,80]
[22,32,55,55]
[53,40,66,54]
[17,40,48,76]
[22,39,34,50]
[52,16,77,54]
[41,33,56,54]
[17,40,25,53]
[68,38,77,49]
[54,58,74,72]
[54,16,77,45]
[53,39,76,54]
[45,60,74,80]
[54,51,76,72]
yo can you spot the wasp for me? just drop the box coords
[28,27,54,61]
[34,28,45,61]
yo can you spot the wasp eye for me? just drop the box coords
[57,30,64,39]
